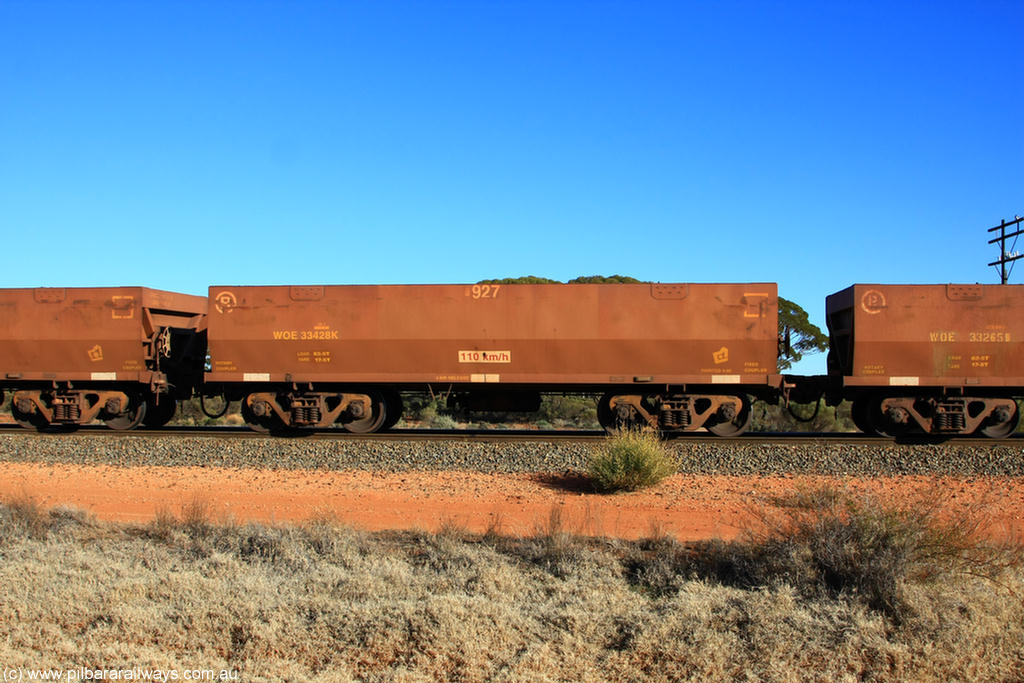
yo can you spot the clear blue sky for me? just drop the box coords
[1,1,1021,373]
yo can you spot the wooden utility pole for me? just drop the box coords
[988,215,1024,284]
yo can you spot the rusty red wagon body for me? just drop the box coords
[205,283,783,434]
[0,287,207,429]
[825,283,1024,436]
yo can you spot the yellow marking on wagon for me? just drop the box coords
[111,295,135,319]
[742,292,769,318]
[969,331,1011,342]
[459,350,511,363]
[860,290,887,314]
[214,291,237,314]
[467,284,501,299]
[273,329,339,340]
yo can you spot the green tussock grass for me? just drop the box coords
[587,428,678,492]
[1,485,1022,682]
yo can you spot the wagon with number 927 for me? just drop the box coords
[202,282,784,434]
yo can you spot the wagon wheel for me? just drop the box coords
[12,402,50,431]
[597,393,650,433]
[381,390,404,431]
[241,398,274,433]
[706,397,752,436]
[142,397,178,428]
[978,402,1020,439]
[597,393,618,433]
[864,396,910,438]
[850,398,872,435]
[341,391,388,433]
[104,397,147,431]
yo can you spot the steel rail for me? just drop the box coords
[0,423,1019,446]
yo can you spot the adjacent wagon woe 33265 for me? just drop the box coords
[0,281,1021,438]
[825,283,1024,438]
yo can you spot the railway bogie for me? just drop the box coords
[851,394,1019,438]
[597,391,754,435]
[234,388,391,433]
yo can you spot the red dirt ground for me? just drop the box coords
[1,462,1022,541]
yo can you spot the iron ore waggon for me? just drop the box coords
[204,283,783,434]
[0,287,207,430]
[825,283,1024,437]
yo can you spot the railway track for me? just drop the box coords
[0,423,1020,446]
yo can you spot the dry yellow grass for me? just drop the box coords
[0,493,1022,682]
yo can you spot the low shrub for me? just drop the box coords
[661,484,1024,622]
[587,428,677,493]
[5,493,49,537]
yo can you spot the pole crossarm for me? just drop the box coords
[988,254,1024,267]
[989,215,1023,284]
[988,227,1024,244]
[987,215,1023,233]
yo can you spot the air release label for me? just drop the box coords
[458,350,511,364]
